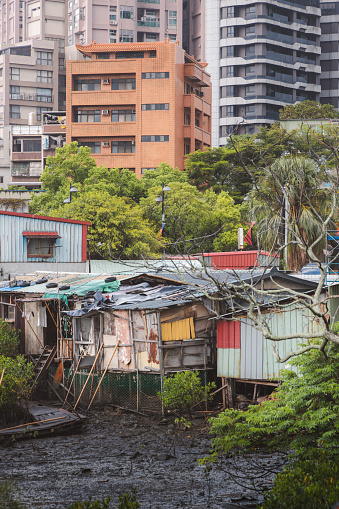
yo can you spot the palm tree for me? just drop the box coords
[251,157,331,272]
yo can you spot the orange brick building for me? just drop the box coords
[66,40,211,177]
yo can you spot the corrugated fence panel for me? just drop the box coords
[0,215,84,263]
[217,348,241,378]
[263,306,312,379]
[217,320,240,348]
[240,318,263,379]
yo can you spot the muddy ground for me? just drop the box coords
[0,405,284,509]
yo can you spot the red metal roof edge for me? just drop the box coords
[202,250,280,258]
[22,231,60,237]
[0,210,91,226]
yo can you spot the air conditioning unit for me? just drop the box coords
[102,109,109,115]
[102,79,110,84]
[110,20,118,25]
[131,140,135,145]
[102,141,110,147]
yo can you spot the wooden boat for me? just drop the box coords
[0,401,87,443]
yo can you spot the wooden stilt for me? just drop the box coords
[62,351,84,408]
[74,343,103,410]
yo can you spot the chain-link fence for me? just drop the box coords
[48,367,213,414]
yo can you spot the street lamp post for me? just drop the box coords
[156,183,171,234]
[63,184,78,204]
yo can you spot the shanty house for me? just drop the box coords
[0,210,90,278]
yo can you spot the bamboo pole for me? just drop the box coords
[0,368,5,389]
[1,416,66,432]
[74,343,103,410]
[16,302,44,349]
[45,301,61,338]
[86,340,120,412]
[62,351,84,408]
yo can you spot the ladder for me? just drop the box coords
[33,345,57,386]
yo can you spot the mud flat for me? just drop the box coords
[0,407,283,508]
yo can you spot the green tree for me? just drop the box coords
[0,355,34,413]
[205,342,339,463]
[186,125,293,202]
[159,370,215,418]
[84,167,145,203]
[48,191,161,259]
[280,100,339,120]
[140,183,241,254]
[141,163,188,191]
[0,319,19,357]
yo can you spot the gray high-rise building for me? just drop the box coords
[320,0,339,108]
[184,0,321,146]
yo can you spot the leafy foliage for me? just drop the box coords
[0,356,34,411]
[0,320,19,357]
[206,341,339,463]
[0,480,27,509]
[261,451,339,509]
[117,488,140,509]
[68,497,112,509]
[140,183,242,254]
[159,370,216,417]
[279,100,339,120]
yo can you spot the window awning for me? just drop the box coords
[22,231,61,239]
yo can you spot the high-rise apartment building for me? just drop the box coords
[184,0,321,146]
[66,0,182,49]
[66,40,211,176]
[320,0,339,108]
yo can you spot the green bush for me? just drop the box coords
[68,497,112,509]
[158,370,215,417]
[0,356,34,413]
[261,452,339,509]
[0,319,19,357]
[0,480,27,509]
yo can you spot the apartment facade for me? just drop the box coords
[320,1,339,108]
[184,0,321,146]
[0,39,61,188]
[67,0,182,49]
[66,40,211,176]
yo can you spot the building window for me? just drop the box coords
[36,51,53,65]
[78,141,101,153]
[9,105,20,119]
[10,67,20,80]
[168,10,177,26]
[27,238,55,258]
[59,58,65,70]
[227,47,235,57]
[116,51,144,59]
[145,33,157,42]
[36,106,52,121]
[37,88,53,102]
[168,34,177,42]
[141,135,169,142]
[10,85,20,100]
[245,45,255,56]
[141,168,157,174]
[227,26,235,37]
[227,105,234,116]
[246,85,255,95]
[246,104,255,114]
[23,139,42,152]
[75,79,101,91]
[97,53,110,60]
[110,6,117,20]
[120,30,134,42]
[142,72,169,79]
[227,86,235,97]
[111,78,136,90]
[245,25,255,35]
[226,66,235,77]
[37,70,53,83]
[227,6,235,17]
[120,6,134,19]
[0,177,4,184]
[141,103,169,110]
[246,5,255,15]
[111,141,135,153]
[245,65,255,75]
[111,109,136,122]
[74,110,101,122]
[109,30,117,43]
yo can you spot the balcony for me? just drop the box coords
[184,63,211,87]
[266,72,294,83]
[266,51,294,64]
[266,31,294,45]
[138,0,159,3]
[10,92,53,103]
[12,152,42,161]
[137,19,160,27]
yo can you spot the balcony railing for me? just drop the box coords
[10,92,53,102]
[137,19,160,27]
[266,31,294,45]
[266,51,294,64]
[138,0,159,3]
